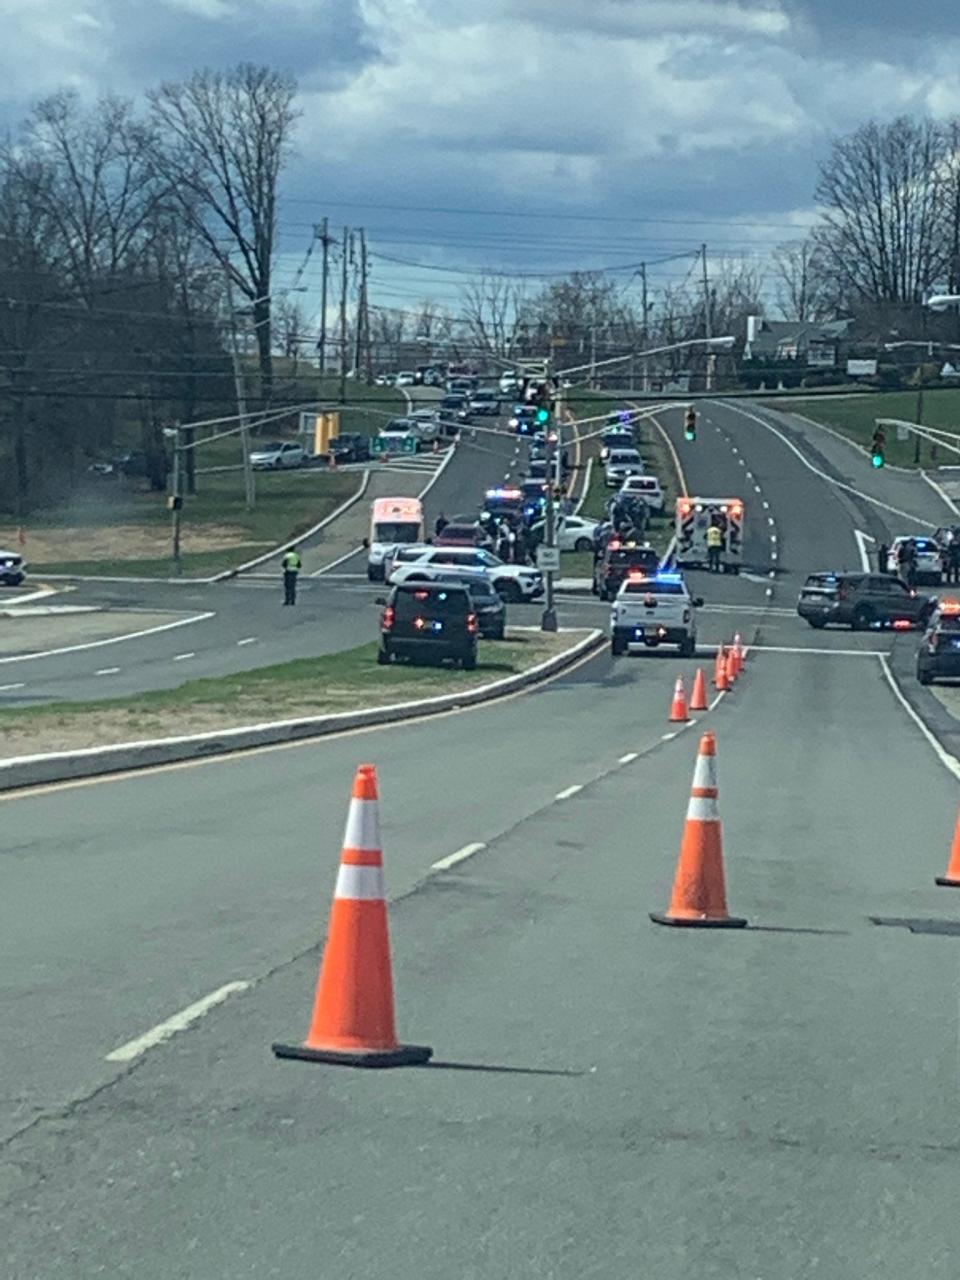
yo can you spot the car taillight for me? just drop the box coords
[466,613,478,634]
[381,606,395,631]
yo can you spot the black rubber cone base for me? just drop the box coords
[934,877,960,888]
[649,912,748,929]
[272,1041,433,1068]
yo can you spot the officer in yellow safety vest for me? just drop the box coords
[706,521,724,574]
[281,547,302,605]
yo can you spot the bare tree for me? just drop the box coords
[460,273,528,360]
[814,117,946,304]
[148,64,299,402]
[771,240,827,321]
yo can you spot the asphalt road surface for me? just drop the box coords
[3,401,960,1277]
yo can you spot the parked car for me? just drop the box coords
[434,520,494,549]
[469,388,500,416]
[917,601,960,684]
[620,474,664,513]
[249,440,305,470]
[428,570,506,639]
[593,539,660,600]
[796,571,937,630]
[530,514,599,553]
[599,428,636,462]
[886,535,943,584]
[378,419,421,452]
[441,393,471,423]
[604,448,644,487]
[407,409,442,442]
[395,371,416,386]
[0,549,26,586]
[377,582,478,669]
[328,433,371,464]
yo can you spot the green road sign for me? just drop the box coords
[370,435,418,455]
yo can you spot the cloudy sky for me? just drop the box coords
[4,0,960,317]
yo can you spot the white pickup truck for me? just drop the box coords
[609,572,702,657]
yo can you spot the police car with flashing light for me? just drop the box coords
[917,600,960,684]
[610,572,702,657]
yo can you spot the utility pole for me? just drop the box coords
[541,366,559,633]
[338,225,349,403]
[353,227,369,381]
[701,243,715,392]
[223,272,255,511]
[640,262,648,343]
[316,218,331,376]
[170,432,183,570]
[359,228,372,382]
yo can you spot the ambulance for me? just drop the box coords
[364,496,425,581]
[674,497,744,574]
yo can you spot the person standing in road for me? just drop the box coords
[434,512,449,537]
[281,547,302,605]
[948,536,960,586]
[706,521,723,574]
[877,542,889,574]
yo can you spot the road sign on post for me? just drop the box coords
[370,435,417,456]
[536,545,560,572]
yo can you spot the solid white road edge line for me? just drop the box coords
[921,469,960,518]
[0,682,25,691]
[723,402,940,529]
[430,842,487,872]
[555,783,583,800]
[0,611,215,667]
[105,981,252,1063]
[877,653,960,781]
[2,585,59,606]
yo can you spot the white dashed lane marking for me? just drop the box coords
[431,842,487,872]
[173,652,195,662]
[95,667,120,676]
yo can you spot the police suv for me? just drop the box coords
[610,571,702,657]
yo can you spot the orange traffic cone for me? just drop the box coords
[714,646,728,691]
[651,732,747,928]
[690,667,708,712]
[669,675,689,723]
[726,641,739,683]
[273,765,433,1067]
[936,804,960,887]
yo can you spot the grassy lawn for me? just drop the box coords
[764,389,960,469]
[19,468,362,578]
[0,631,587,758]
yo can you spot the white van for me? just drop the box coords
[365,497,425,581]
[620,474,664,513]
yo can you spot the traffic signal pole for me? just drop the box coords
[541,374,559,633]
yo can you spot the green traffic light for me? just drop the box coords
[535,407,550,425]
[871,452,884,468]
[684,429,696,442]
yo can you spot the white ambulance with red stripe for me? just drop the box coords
[675,497,744,574]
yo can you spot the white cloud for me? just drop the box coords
[160,0,235,18]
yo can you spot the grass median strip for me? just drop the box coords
[0,631,588,758]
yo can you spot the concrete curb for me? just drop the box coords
[211,470,371,581]
[0,628,605,792]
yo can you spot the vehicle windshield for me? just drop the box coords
[258,441,285,451]
[394,588,468,620]
[937,615,960,632]
[608,549,658,567]
[609,451,640,464]
[374,521,421,543]
[803,574,843,589]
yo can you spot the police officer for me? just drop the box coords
[281,546,302,605]
[877,542,889,575]
[434,511,449,537]
[706,521,723,574]
[948,536,960,586]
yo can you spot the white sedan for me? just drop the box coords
[531,514,599,553]
[249,440,305,470]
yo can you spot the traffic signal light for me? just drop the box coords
[535,405,551,427]
[684,407,697,441]
[871,428,885,468]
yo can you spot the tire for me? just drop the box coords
[918,669,933,685]
[462,652,477,671]
[610,635,626,656]
[376,647,391,665]
[490,626,505,641]
[574,537,593,553]
[367,568,378,582]
[807,618,826,629]
[679,635,696,658]
[495,579,522,603]
[852,605,874,631]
